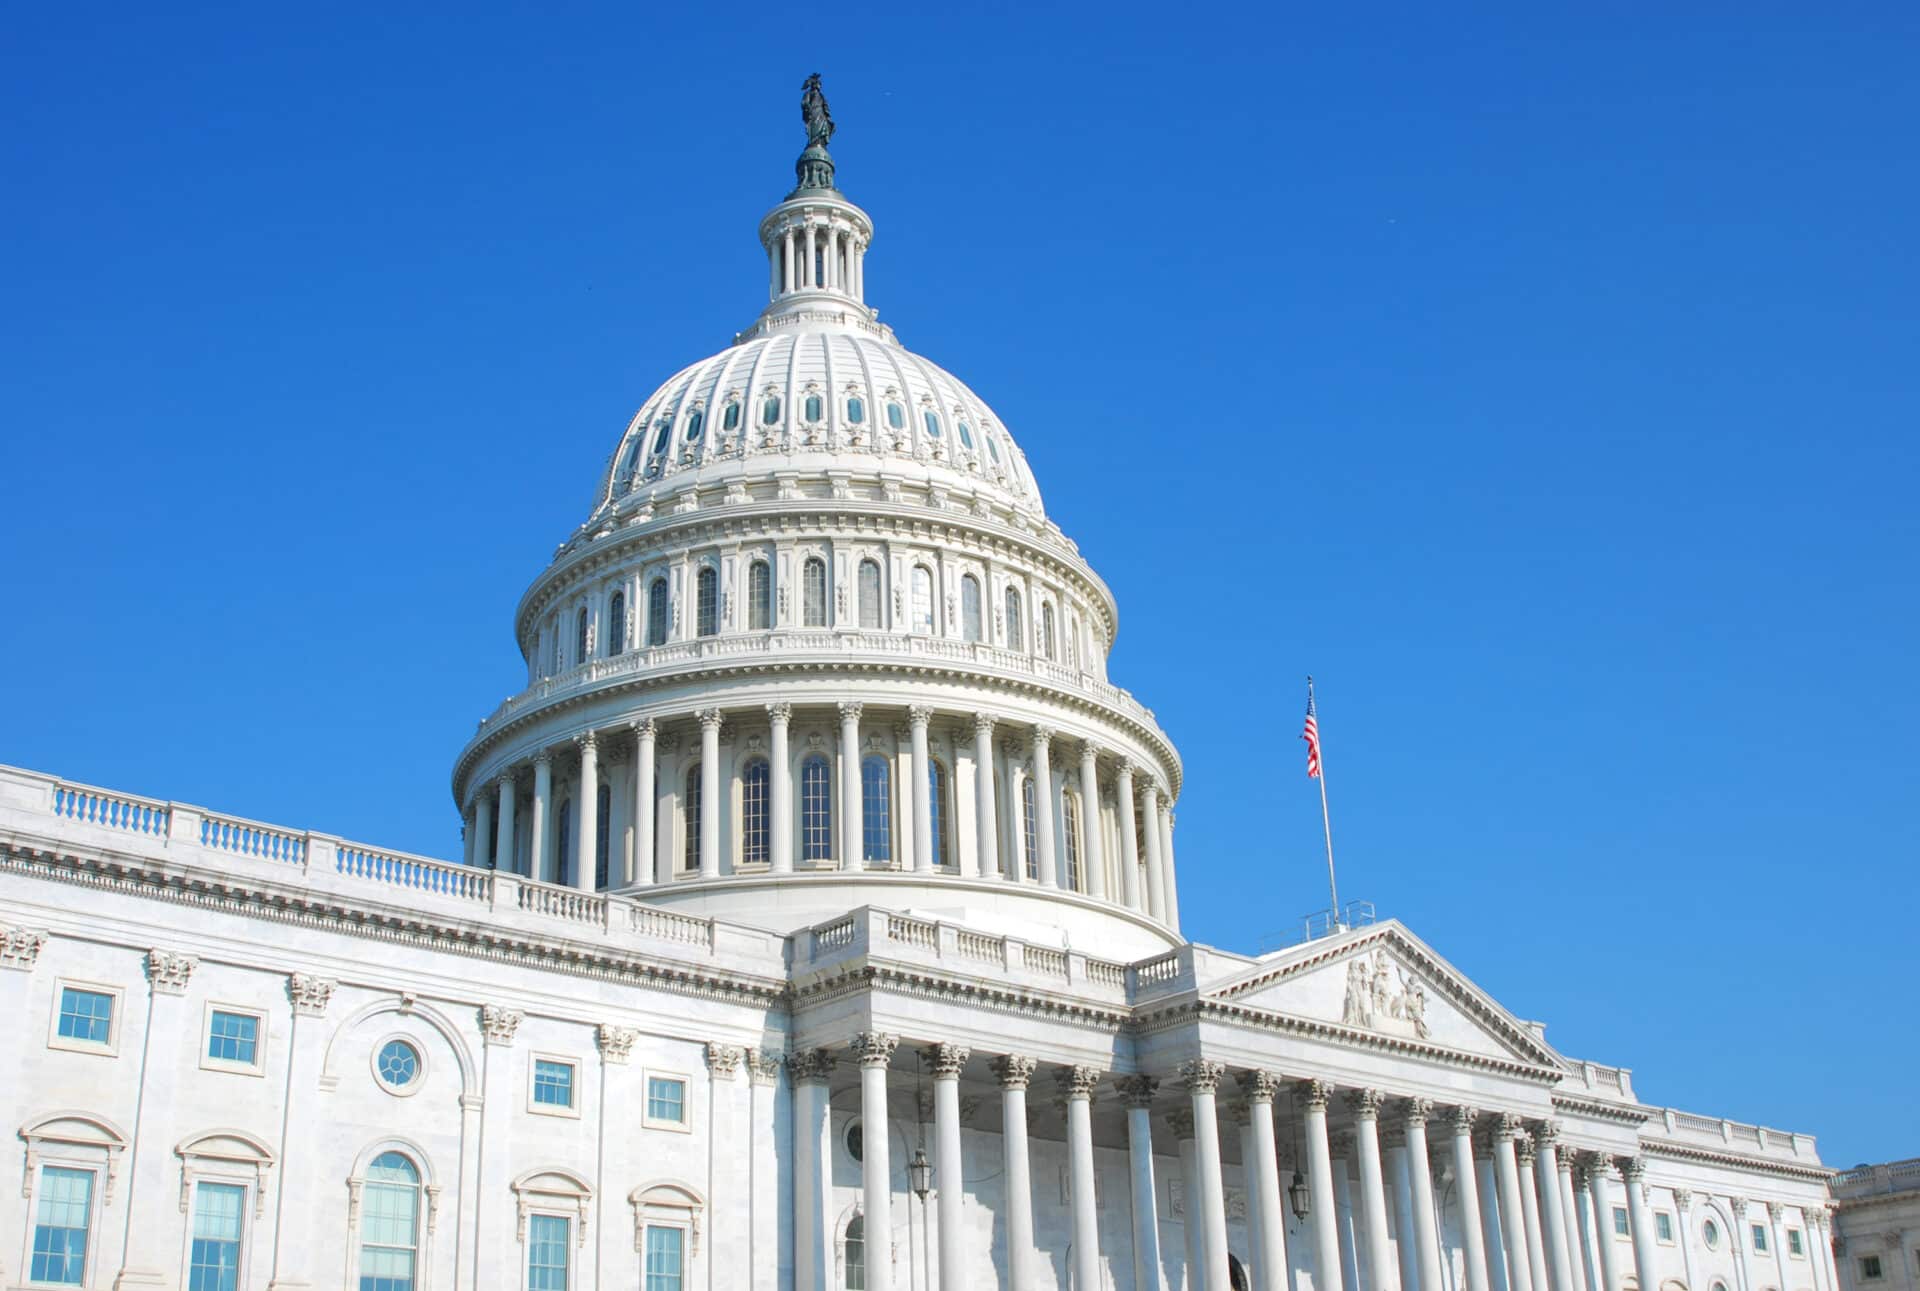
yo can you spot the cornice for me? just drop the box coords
[1550,1093,1650,1126]
[0,839,789,1013]
[1639,1137,1834,1185]
[793,960,1132,1030]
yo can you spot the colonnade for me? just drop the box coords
[463,702,1180,929]
[771,217,868,302]
[782,1042,1806,1291]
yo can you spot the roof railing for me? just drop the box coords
[1260,900,1377,953]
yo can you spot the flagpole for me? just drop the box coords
[1308,675,1341,927]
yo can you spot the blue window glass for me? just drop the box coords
[762,397,782,426]
[684,409,704,442]
[528,1214,570,1290]
[207,1010,258,1065]
[861,756,892,864]
[923,410,942,438]
[749,561,772,630]
[803,557,828,627]
[595,784,611,890]
[651,420,671,455]
[846,1215,867,1291]
[886,402,904,430]
[533,1059,575,1108]
[556,799,572,887]
[800,756,833,862]
[57,987,112,1044]
[376,1040,418,1088]
[961,575,982,643]
[608,592,627,655]
[928,762,949,868]
[696,567,718,637]
[30,1166,92,1286]
[957,421,974,449]
[986,433,1001,463]
[722,401,741,431]
[804,394,823,422]
[647,1076,686,1123]
[188,1181,245,1291]
[575,607,589,664]
[1062,792,1082,891]
[742,759,771,865]
[682,764,701,872]
[618,443,642,493]
[1021,777,1039,880]
[359,1152,418,1291]
[646,1226,685,1291]
[647,578,668,646]
[846,396,865,424]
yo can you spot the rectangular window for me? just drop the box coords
[1655,1212,1674,1243]
[1752,1225,1768,1253]
[533,1059,576,1110]
[57,987,114,1045]
[1861,1256,1883,1280]
[188,1181,245,1291]
[206,1009,260,1069]
[646,1075,687,1127]
[1613,1206,1630,1236]
[645,1226,685,1291]
[30,1165,93,1286]
[528,1214,570,1290]
[1788,1229,1803,1257]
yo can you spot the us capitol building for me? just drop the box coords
[0,79,1837,1291]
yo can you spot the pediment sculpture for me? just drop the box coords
[1340,947,1432,1040]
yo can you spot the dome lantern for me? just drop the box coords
[751,75,877,336]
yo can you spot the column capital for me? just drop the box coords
[1728,1195,1748,1218]
[1054,1065,1101,1100]
[922,1043,970,1078]
[1329,1130,1356,1159]
[905,703,931,727]
[497,770,517,790]
[630,716,657,739]
[1167,1106,1196,1140]
[1078,739,1104,762]
[1115,756,1135,778]
[1588,1156,1617,1184]
[990,1053,1037,1089]
[1534,1118,1561,1146]
[1620,1155,1647,1182]
[1238,1070,1284,1104]
[1448,1104,1478,1133]
[532,750,553,768]
[1031,724,1054,748]
[479,1004,523,1046]
[1672,1187,1693,1210]
[1299,1077,1335,1111]
[1177,1058,1225,1093]
[705,1042,745,1078]
[840,701,866,723]
[1225,1097,1253,1126]
[1115,1075,1159,1109]
[765,702,793,725]
[1555,1147,1577,1175]
[1344,1087,1386,1120]
[697,707,725,732]
[1493,1111,1526,1141]
[575,730,598,755]
[850,1031,898,1068]
[785,1048,835,1084]
[596,1024,638,1065]
[1516,1135,1537,1166]
[972,711,996,735]
[747,1050,784,1086]
[288,972,337,1017]
[1765,1199,1784,1222]
[1403,1097,1436,1126]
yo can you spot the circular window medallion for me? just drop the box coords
[844,1118,864,1163]
[374,1038,423,1094]
[1704,1220,1720,1249]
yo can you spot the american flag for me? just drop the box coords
[1301,693,1323,779]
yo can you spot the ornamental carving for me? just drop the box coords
[1345,1088,1386,1120]
[1340,947,1432,1040]
[1166,1107,1196,1139]
[990,1054,1037,1089]
[1300,1078,1334,1111]
[1728,1196,1748,1218]
[1493,1113,1525,1142]
[706,1042,745,1077]
[0,924,48,970]
[850,1031,898,1068]
[1115,1075,1158,1108]
[1449,1105,1477,1134]
[1055,1066,1101,1100]
[147,949,199,995]
[480,1004,524,1046]
[1515,1137,1537,1166]
[1672,1188,1692,1210]
[786,1049,835,1084]
[923,1043,970,1078]
[1534,1119,1560,1146]
[766,703,792,725]
[597,1025,638,1064]
[1765,1200,1784,1222]
[1178,1059,1224,1093]
[289,973,336,1016]
[1404,1097,1436,1126]
[1238,1070,1283,1103]
[747,1051,783,1085]
[1620,1156,1647,1182]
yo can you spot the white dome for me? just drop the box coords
[591,329,1045,522]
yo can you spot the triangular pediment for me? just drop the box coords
[1203,922,1563,1071]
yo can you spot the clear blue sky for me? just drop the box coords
[4,5,1914,1166]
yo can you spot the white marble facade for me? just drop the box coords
[0,83,1838,1291]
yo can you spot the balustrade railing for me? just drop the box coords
[202,814,306,866]
[337,843,490,902]
[51,783,170,837]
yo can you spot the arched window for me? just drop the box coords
[749,561,772,630]
[617,443,642,495]
[549,622,563,676]
[575,607,590,665]
[556,798,572,887]
[683,765,701,873]
[647,578,669,646]
[742,759,770,866]
[1005,587,1023,651]
[595,784,611,889]
[803,558,828,628]
[928,761,950,869]
[696,568,718,638]
[358,1151,420,1291]
[1062,790,1082,892]
[1021,776,1039,880]
[986,433,1001,463]
[860,756,892,865]
[910,566,933,635]
[845,1214,866,1291]
[960,575,982,643]
[608,592,627,656]
[857,559,882,629]
[800,756,833,863]
[1040,603,1056,659]
[1067,614,1080,669]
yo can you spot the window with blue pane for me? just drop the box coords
[595,785,611,890]
[30,1166,92,1286]
[575,607,589,665]
[207,1010,258,1066]
[646,1226,685,1291]
[923,410,942,438]
[804,394,823,422]
[742,760,771,866]
[886,402,904,430]
[722,401,741,431]
[376,1040,419,1089]
[682,765,701,873]
[651,421,671,455]
[608,592,626,655]
[957,421,974,450]
[928,762,950,869]
[762,397,782,426]
[358,1152,419,1291]
[57,987,112,1044]
[533,1059,575,1109]
[188,1181,245,1291]
[696,567,718,637]
[684,409,704,442]
[1021,778,1039,880]
[861,757,892,864]
[846,396,865,425]
[648,579,669,646]
[647,1076,686,1125]
[528,1214,570,1291]
[556,801,571,887]
[800,756,833,862]
[1062,792,1082,891]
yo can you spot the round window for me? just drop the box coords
[1704,1220,1719,1249]
[844,1118,864,1163]
[376,1039,420,1091]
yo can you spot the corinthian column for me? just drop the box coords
[1118,1076,1163,1291]
[1182,1061,1232,1291]
[1139,780,1167,921]
[1031,727,1058,886]
[632,719,657,887]
[495,772,517,872]
[698,710,722,878]
[1243,1072,1290,1291]
[1059,1066,1104,1291]
[765,705,791,873]
[1584,1161,1624,1291]
[1492,1116,1537,1291]
[1077,741,1108,898]
[530,751,552,882]
[841,702,865,868]
[1621,1159,1660,1291]
[1349,1089,1402,1291]
[1405,1101,1445,1291]
[1303,1080,1347,1291]
[992,1055,1038,1291]
[1533,1122,1576,1291]
[575,732,599,891]
[1114,759,1142,909]
[853,1032,898,1291]
[971,713,997,878]
[925,1044,970,1291]
[1517,1135,1550,1291]
[788,1050,835,1291]
[908,705,933,871]
[1448,1108,1492,1291]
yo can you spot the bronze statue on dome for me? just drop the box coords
[801,73,835,147]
